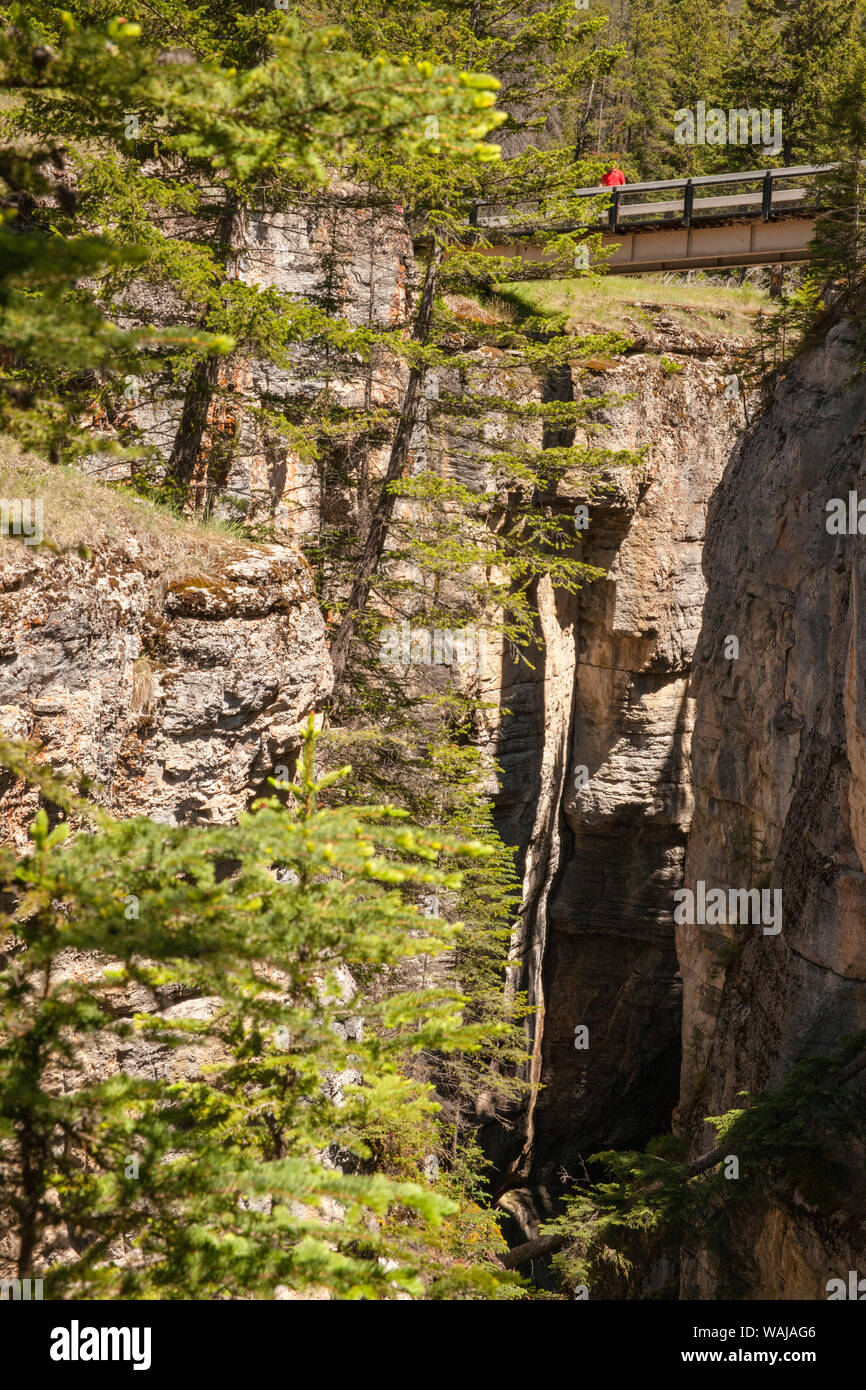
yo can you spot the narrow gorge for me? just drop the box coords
[5,191,863,1300]
[4,2,866,1317]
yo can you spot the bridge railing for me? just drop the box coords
[473,164,836,233]
[577,165,835,230]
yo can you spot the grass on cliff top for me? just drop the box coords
[0,439,251,576]
[495,272,768,338]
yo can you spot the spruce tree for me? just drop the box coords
[810,57,866,293]
[0,3,502,475]
[285,0,645,1193]
[0,724,520,1298]
[722,0,861,166]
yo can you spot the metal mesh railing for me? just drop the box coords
[574,165,835,231]
[766,168,828,216]
[470,165,836,237]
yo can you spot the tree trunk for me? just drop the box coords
[164,351,224,499]
[165,197,244,503]
[498,1233,567,1270]
[328,243,443,685]
[575,76,596,161]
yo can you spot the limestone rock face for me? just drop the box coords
[106,189,414,539]
[15,176,866,1299]
[677,317,866,1297]
[0,519,331,1285]
[0,533,331,843]
[488,342,745,1223]
[239,196,413,329]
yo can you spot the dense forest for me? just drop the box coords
[1,0,865,1325]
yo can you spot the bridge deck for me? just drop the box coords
[467,163,834,274]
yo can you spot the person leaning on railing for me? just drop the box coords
[599,165,625,187]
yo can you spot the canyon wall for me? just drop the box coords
[103,187,414,538]
[7,189,866,1297]
[0,527,331,844]
[677,316,866,1297]
[490,321,747,1238]
[500,309,866,1297]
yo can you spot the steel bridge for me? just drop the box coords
[471,164,835,274]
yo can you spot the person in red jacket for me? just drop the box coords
[600,165,626,187]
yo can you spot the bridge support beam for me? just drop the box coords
[476,216,817,276]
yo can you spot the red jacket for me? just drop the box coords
[600,168,625,187]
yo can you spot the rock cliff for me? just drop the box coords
[7,186,866,1299]
[0,504,331,844]
[490,329,747,1236]
[677,316,866,1297]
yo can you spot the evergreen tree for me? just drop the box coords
[722,0,862,166]
[810,57,866,293]
[603,0,675,177]
[544,1036,866,1299]
[556,0,732,179]
[0,3,502,473]
[0,15,232,461]
[666,0,732,175]
[0,724,520,1298]
[286,0,645,1192]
